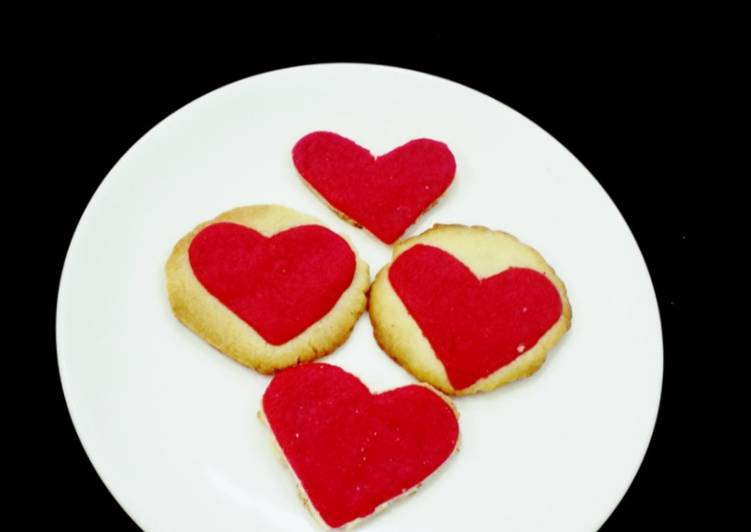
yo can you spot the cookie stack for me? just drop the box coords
[166,131,571,529]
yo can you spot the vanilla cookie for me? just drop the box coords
[166,205,369,373]
[369,224,571,395]
[260,363,459,529]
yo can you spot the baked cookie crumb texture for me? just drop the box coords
[165,205,369,373]
[261,363,459,529]
[369,224,572,395]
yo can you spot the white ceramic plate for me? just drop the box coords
[57,64,662,532]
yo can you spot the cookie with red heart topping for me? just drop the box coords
[292,131,456,244]
[166,205,369,373]
[260,363,459,529]
[369,224,571,395]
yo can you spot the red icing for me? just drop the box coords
[263,363,458,528]
[188,223,355,345]
[292,131,456,244]
[389,245,563,390]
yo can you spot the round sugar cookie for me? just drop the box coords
[369,224,571,395]
[166,205,369,373]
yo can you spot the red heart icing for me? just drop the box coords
[293,131,456,244]
[389,244,563,390]
[263,363,459,528]
[188,223,355,345]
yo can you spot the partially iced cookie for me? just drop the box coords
[369,224,571,395]
[166,205,369,373]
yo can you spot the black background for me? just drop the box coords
[35,31,695,531]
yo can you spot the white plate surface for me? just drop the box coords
[57,63,662,532]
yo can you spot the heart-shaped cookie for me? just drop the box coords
[166,205,369,373]
[189,222,354,345]
[293,131,456,244]
[261,363,459,529]
[369,224,571,395]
